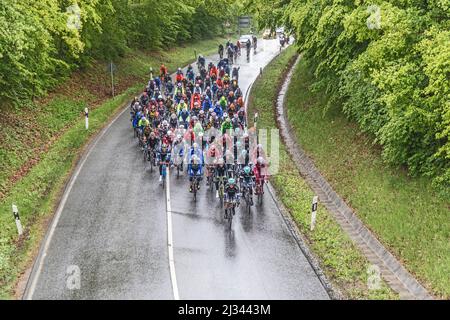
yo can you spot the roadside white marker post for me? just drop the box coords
[84,107,89,130]
[12,204,23,236]
[311,196,318,231]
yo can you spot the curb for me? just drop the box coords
[246,46,340,300]
[276,55,433,300]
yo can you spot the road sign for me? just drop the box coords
[238,16,251,28]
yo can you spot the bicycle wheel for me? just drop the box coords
[143,148,148,163]
[193,179,197,202]
[150,153,154,173]
[225,208,232,230]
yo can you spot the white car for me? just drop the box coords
[276,27,285,35]
[238,35,252,46]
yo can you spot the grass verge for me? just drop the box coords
[284,58,450,299]
[247,46,398,299]
[0,36,232,299]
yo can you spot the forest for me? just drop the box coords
[248,0,450,191]
[0,0,241,106]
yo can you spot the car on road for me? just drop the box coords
[238,35,252,46]
[276,26,285,35]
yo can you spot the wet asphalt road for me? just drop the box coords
[26,39,329,300]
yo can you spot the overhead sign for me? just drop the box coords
[238,16,251,28]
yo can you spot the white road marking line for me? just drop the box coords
[25,106,129,300]
[165,167,180,300]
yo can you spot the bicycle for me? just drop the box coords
[216,175,226,206]
[255,176,265,204]
[148,148,156,173]
[160,161,169,189]
[173,152,184,178]
[224,196,238,230]
[240,181,254,214]
[191,174,201,202]
[206,165,215,191]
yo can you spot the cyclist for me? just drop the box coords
[254,156,268,194]
[172,133,185,171]
[232,66,240,82]
[188,154,203,192]
[165,78,174,95]
[239,165,255,204]
[214,158,227,198]
[197,55,205,69]
[224,178,240,214]
[218,44,224,59]
[147,131,159,155]
[227,45,234,63]
[157,143,171,182]
[178,105,190,129]
[246,40,251,59]
[176,68,184,84]
[252,35,257,50]
[221,117,233,134]
[160,64,168,79]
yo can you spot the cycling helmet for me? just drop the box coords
[243,166,251,174]
[167,130,172,136]
[161,143,168,151]
[192,143,198,149]
[158,95,163,100]
[228,178,236,185]
[257,156,265,165]
[217,158,224,165]
[171,113,177,119]
[199,110,205,115]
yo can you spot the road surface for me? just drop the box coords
[25,39,329,300]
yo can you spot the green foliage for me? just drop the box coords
[285,57,450,298]
[0,0,242,106]
[247,0,450,190]
[247,46,397,299]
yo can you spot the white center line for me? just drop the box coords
[165,167,180,300]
